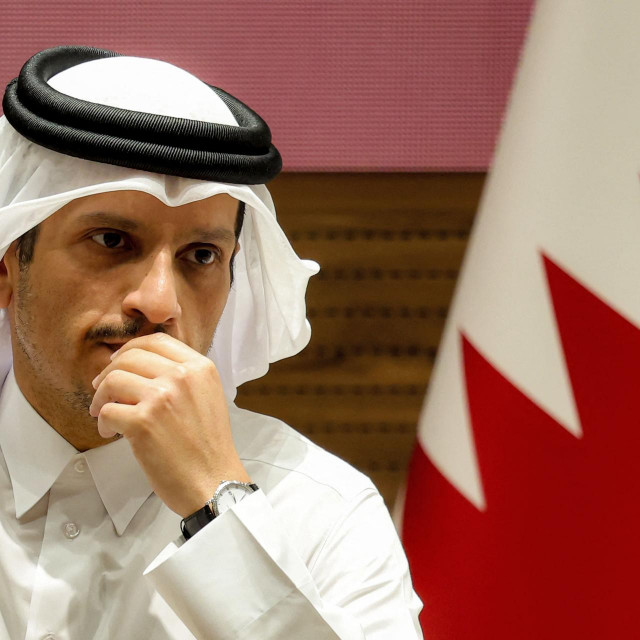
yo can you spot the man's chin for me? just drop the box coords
[62,384,93,412]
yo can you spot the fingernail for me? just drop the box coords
[91,376,99,389]
[110,349,120,361]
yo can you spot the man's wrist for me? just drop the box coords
[180,481,259,540]
[176,464,252,518]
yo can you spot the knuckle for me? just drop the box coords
[99,402,118,420]
[104,369,125,387]
[195,357,216,377]
[174,363,189,381]
[202,358,220,382]
[152,383,174,406]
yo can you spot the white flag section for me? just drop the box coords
[403,1,640,637]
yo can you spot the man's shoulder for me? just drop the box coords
[229,404,376,503]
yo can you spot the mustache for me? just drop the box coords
[85,318,168,341]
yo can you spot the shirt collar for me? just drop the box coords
[0,369,153,535]
[84,436,153,535]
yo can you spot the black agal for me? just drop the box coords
[2,46,282,184]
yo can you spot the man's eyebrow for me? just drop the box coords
[189,227,237,246]
[75,212,140,232]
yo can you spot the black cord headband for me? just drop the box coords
[2,45,282,184]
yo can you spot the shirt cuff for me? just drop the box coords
[143,490,358,639]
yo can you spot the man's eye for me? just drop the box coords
[91,232,126,249]
[185,247,219,265]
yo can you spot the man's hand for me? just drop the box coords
[89,333,250,518]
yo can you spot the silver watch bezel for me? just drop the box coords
[209,480,257,517]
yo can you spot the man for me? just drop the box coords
[0,46,422,638]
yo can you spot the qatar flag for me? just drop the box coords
[401,1,640,637]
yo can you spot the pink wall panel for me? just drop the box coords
[0,0,534,171]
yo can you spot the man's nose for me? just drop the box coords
[121,249,182,325]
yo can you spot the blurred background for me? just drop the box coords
[0,0,534,511]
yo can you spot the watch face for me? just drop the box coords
[212,482,255,516]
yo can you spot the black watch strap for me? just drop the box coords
[180,483,259,540]
[181,502,215,540]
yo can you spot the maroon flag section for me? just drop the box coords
[403,255,640,638]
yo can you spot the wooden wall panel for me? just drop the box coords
[235,173,485,510]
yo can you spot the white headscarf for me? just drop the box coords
[0,55,319,399]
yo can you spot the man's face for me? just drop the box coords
[0,190,239,448]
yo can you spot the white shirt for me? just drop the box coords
[0,370,422,639]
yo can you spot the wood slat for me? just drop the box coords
[293,237,468,271]
[307,316,446,349]
[255,354,432,387]
[307,278,457,309]
[268,173,484,229]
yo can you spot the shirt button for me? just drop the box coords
[74,459,86,473]
[62,522,80,539]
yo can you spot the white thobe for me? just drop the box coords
[0,370,423,639]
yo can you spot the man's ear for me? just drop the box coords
[0,247,16,309]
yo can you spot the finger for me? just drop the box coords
[89,369,151,417]
[96,401,136,438]
[112,333,197,363]
[92,347,177,389]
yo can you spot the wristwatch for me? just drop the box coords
[180,481,259,540]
